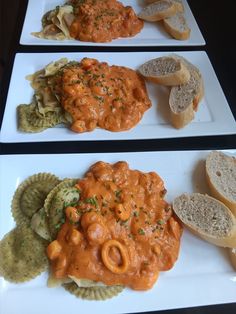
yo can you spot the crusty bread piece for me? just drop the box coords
[228,248,236,270]
[169,55,204,128]
[206,151,236,215]
[163,12,190,40]
[138,0,178,22]
[145,0,184,13]
[172,193,236,248]
[138,56,190,86]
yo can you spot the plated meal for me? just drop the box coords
[20,0,206,46]
[18,57,151,133]
[17,54,204,134]
[32,0,190,43]
[0,161,183,300]
[0,150,235,306]
[33,0,144,43]
[2,51,236,143]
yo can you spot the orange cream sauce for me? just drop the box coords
[47,162,182,290]
[61,58,151,133]
[69,0,144,42]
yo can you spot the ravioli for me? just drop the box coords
[0,224,48,283]
[11,172,60,225]
[44,179,80,239]
[32,5,74,40]
[63,282,124,300]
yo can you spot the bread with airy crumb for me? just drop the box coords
[206,151,236,216]
[163,12,190,40]
[138,56,190,86]
[172,193,236,248]
[138,0,178,22]
[145,0,184,13]
[169,54,204,128]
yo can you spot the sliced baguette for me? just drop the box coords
[228,248,236,270]
[163,12,190,40]
[206,151,236,215]
[138,0,178,22]
[172,193,236,248]
[169,54,204,128]
[138,56,190,86]
[145,0,184,13]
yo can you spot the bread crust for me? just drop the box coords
[168,55,204,128]
[172,193,236,248]
[145,67,190,85]
[163,16,190,40]
[169,82,203,129]
[145,0,184,12]
[187,224,236,248]
[206,168,236,216]
[228,248,236,270]
[169,100,194,129]
[139,57,190,86]
[139,1,178,22]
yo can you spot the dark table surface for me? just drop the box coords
[0,0,235,313]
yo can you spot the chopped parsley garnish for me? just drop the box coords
[84,197,98,208]
[115,190,122,198]
[63,197,79,208]
[138,228,145,235]
[55,217,65,230]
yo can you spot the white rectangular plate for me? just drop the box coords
[1,51,235,142]
[20,0,205,46]
[0,150,236,314]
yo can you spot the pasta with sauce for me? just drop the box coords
[32,0,144,43]
[0,161,182,300]
[18,57,151,134]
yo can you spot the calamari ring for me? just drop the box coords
[101,239,129,274]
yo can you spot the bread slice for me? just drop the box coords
[169,55,204,128]
[172,193,236,248]
[163,12,190,40]
[145,0,184,13]
[228,248,236,270]
[206,151,236,215]
[138,0,178,22]
[138,56,190,86]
